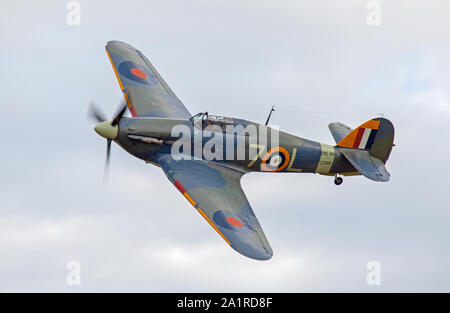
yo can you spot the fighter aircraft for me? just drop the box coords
[88,41,395,261]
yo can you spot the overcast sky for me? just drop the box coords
[1,0,449,292]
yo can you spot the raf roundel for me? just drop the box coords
[212,210,245,231]
[131,67,147,79]
[226,216,243,227]
[118,61,156,85]
[261,147,290,172]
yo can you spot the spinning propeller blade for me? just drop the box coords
[87,102,107,123]
[88,98,128,182]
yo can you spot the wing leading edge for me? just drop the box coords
[105,41,191,119]
[158,155,273,260]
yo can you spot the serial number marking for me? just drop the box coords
[177,297,272,311]
[221,297,272,309]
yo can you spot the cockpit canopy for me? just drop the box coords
[190,112,234,132]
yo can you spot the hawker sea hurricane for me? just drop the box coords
[89,41,395,261]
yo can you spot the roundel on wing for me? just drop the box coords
[226,217,243,227]
[213,210,245,231]
[118,61,157,85]
[131,67,147,79]
[261,147,290,172]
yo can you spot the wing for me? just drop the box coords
[158,155,273,260]
[329,122,353,144]
[105,41,191,119]
[340,148,390,182]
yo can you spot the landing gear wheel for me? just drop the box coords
[334,176,343,185]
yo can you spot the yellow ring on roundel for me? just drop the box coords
[261,147,290,172]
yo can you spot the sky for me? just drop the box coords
[0,0,449,292]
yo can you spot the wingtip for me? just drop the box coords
[232,245,273,261]
[258,249,274,261]
[105,40,136,49]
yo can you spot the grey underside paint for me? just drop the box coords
[339,148,390,182]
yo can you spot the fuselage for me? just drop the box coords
[114,115,359,176]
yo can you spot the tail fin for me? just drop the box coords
[337,117,395,163]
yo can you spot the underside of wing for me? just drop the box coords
[158,155,273,260]
[340,148,390,182]
[105,41,191,119]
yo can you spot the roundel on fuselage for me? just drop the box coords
[261,147,290,172]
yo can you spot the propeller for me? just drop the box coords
[87,101,107,123]
[88,98,129,182]
[104,138,112,182]
[112,99,128,126]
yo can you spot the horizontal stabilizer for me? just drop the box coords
[329,122,353,144]
[340,148,390,182]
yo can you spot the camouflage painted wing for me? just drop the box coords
[158,155,273,260]
[105,41,191,119]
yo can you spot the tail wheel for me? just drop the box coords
[334,176,343,185]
